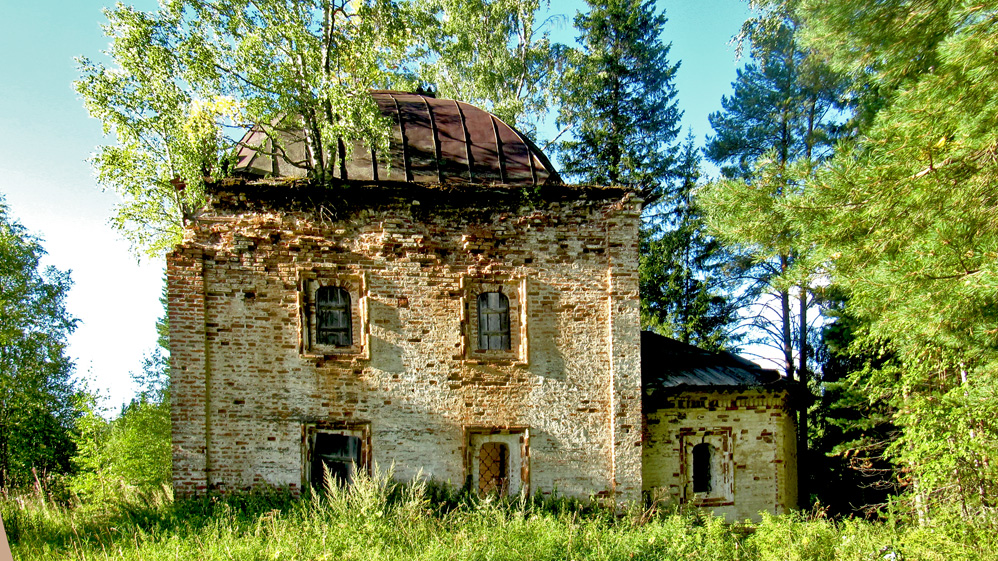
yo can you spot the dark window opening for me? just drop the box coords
[478,442,508,494]
[477,292,510,350]
[310,433,361,491]
[692,443,711,493]
[317,287,351,346]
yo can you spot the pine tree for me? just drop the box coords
[782,0,998,518]
[700,13,847,506]
[555,0,681,205]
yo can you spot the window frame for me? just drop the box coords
[460,277,527,364]
[299,270,369,359]
[477,291,511,351]
[302,421,371,492]
[680,428,734,507]
[316,286,353,347]
[465,426,529,497]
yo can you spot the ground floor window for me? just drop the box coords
[466,426,529,496]
[680,428,734,506]
[304,422,370,492]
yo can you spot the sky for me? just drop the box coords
[0,0,754,408]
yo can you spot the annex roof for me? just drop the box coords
[641,331,784,394]
[233,91,562,187]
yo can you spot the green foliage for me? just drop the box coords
[810,302,900,517]
[702,10,846,378]
[78,0,566,257]
[77,0,417,255]
[779,0,998,519]
[0,196,81,490]
[414,0,561,137]
[8,474,998,560]
[555,0,682,204]
[641,134,739,351]
[70,348,171,508]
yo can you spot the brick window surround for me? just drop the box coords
[302,421,372,491]
[299,269,369,359]
[460,276,527,364]
[465,426,529,496]
[680,427,734,507]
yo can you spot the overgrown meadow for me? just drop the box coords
[5,470,996,561]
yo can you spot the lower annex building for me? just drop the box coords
[168,92,799,521]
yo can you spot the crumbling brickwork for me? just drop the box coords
[642,389,798,521]
[168,180,643,501]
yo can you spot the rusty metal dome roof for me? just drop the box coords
[233,91,561,187]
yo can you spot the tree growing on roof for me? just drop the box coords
[77,0,561,257]
[414,0,561,138]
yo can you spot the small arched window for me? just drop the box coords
[477,292,510,350]
[692,442,712,493]
[316,287,351,346]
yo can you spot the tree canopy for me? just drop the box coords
[78,0,560,256]
[555,0,681,204]
[0,196,80,489]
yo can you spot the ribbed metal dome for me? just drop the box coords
[234,91,562,187]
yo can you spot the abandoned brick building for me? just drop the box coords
[168,91,798,521]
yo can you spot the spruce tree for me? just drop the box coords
[555,0,681,205]
[641,133,738,351]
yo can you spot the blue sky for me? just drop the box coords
[0,0,755,408]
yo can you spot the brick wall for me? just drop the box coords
[643,389,798,522]
[168,181,643,501]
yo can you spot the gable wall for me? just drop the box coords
[168,183,642,500]
[642,389,798,521]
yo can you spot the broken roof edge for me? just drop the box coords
[201,176,639,214]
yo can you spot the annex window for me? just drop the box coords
[681,428,734,506]
[466,427,529,496]
[692,443,711,493]
[316,287,352,346]
[477,292,510,351]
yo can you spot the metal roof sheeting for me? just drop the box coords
[233,91,562,187]
[641,331,784,393]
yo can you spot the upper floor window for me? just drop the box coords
[317,286,351,347]
[477,292,510,351]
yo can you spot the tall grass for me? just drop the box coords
[5,470,998,560]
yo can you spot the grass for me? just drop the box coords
[5,470,998,560]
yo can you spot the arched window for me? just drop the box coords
[316,287,351,346]
[692,442,712,493]
[477,292,510,350]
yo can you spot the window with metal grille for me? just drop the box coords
[692,442,712,493]
[478,442,509,494]
[477,292,510,351]
[316,287,351,346]
[309,433,362,490]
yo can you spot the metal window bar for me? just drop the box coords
[478,442,508,495]
[477,292,510,350]
[317,287,352,346]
